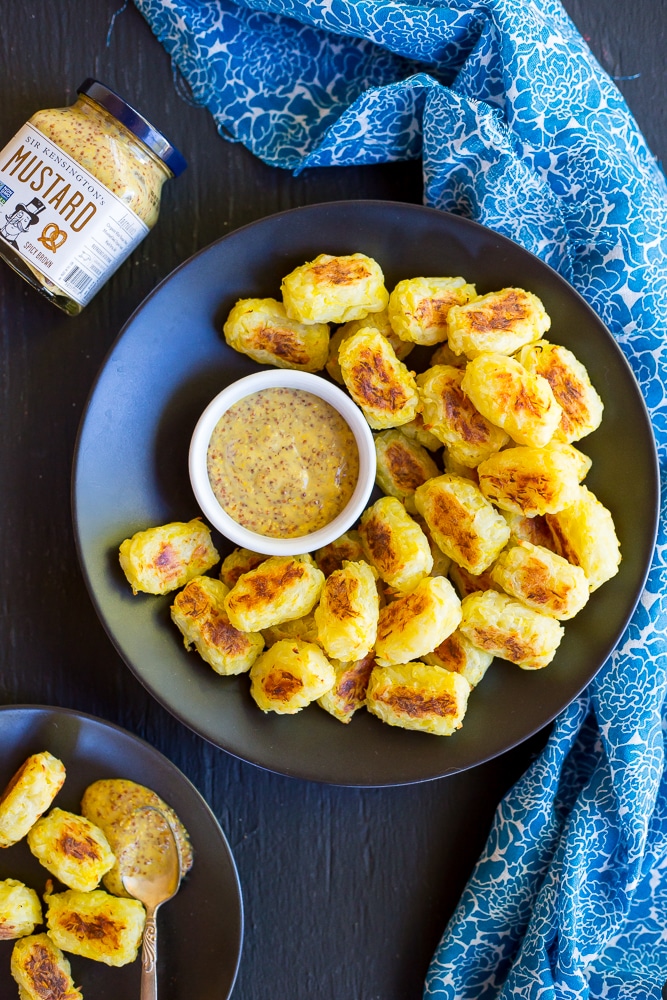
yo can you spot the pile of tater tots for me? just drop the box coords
[119,252,621,738]
[0,750,192,998]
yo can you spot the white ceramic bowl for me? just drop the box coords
[189,369,376,556]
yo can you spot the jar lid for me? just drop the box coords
[77,78,187,177]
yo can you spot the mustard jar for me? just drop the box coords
[0,79,186,315]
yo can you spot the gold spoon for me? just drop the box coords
[120,805,182,1000]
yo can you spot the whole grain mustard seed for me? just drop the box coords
[207,387,360,539]
[30,104,164,226]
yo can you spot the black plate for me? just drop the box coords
[72,200,659,786]
[0,705,243,999]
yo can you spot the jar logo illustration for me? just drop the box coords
[0,196,45,248]
[38,222,68,253]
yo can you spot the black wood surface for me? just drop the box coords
[0,3,664,998]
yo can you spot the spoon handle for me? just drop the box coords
[140,905,158,1000]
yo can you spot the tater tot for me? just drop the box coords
[119,519,220,596]
[224,554,325,632]
[516,340,603,442]
[366,662,471,735]
[491,540,590,620]
[223,297,330,371]
[414,474,510,575]
[338,308,414,357]
[171,575,265,675]
[448,562,500,600]
[387,276,477,346]
[461,352,562,448]
[430,341,467,369]
[546,441,592,482]
[374,575,462,666]
[442,452,479,483]
[250,639,335,714]
[314,560,379,661]
[546,485,622,591]
[314,530,366,578]
[459,590,564,669]
[399,413,444,451]
[219,547,268,588]
[477,445,582,516]
[45,884,145,967]
[501,510,557,550]
[0,880,42,940]
[0,751,66,849]
[11,933,82,1000]
[374,429,440,513]
[423,629,494,687]
[27,809,116,892]
[326,309,413,382]
[412,514,452,578]
[430,547,452,579]
[317,651,376,724]
[339,328,420,429]
[325,326,349,384]
[359,496,433,592]
[417,364,509,466]
[261,610,320,647]
[281,253,389,325]
[447,287,550,358]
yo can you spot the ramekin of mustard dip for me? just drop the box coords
[189,371,376,557]
[0,79,186,314]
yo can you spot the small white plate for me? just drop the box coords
[189,369,376,556]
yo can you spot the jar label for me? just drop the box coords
[0,123,149,306]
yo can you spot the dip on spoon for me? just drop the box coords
[119,806,182,1000]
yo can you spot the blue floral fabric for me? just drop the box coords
[133,0,667,996]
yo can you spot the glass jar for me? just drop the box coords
[0,79,186,314]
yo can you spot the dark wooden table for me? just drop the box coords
[0,3,664,997]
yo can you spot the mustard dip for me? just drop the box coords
[207,387,360,538]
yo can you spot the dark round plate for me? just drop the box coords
[0,705,243,999]
[72,200,659,786]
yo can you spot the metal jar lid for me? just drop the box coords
[77,78,187,177]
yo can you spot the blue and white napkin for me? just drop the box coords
[133,1,667,995]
